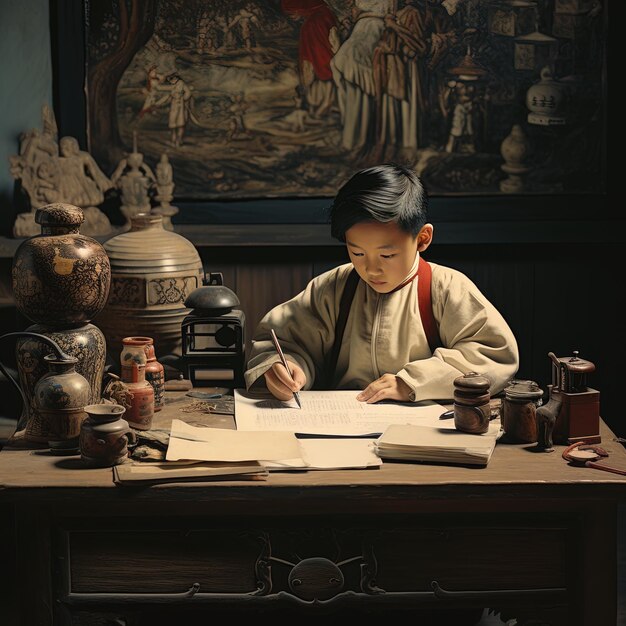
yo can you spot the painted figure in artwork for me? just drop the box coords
[227,92,250,140]
[281,0,340,118]
[155,73,192,147]
[372,0,463,159]
[229,4,260,51]
[138,64,164,119]
[445,81,478,153]
[330,0,392,150]
[196,10,213,54]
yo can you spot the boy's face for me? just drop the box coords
[345,221,420,294]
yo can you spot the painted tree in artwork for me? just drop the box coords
[87,0,157,170]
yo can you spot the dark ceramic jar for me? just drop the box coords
[453,372,491,434]
[12,203,111,327]
[79,404,136,467]
[32,354,90,447]
[502,379,544,443]
[16,325,107,442]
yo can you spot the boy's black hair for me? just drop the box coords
[329,163,429,242]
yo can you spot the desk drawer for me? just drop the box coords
[66,529,263,593]
[373,526,567,591]
[61,519,569,599]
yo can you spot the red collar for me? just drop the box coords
[388,259,421,294]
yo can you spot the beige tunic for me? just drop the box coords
[245,259,519,401]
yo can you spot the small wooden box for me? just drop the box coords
[552,387,601,445]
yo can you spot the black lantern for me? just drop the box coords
[181,273,245,388]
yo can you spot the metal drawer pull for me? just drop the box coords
[431,581,566,601]
[185,583,200,598]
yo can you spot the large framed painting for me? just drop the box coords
[58,0,606,220]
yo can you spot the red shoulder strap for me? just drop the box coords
[417,257,441,353]
[324,260,441,388]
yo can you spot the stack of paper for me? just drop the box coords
[113,460,268,485]
[375,422,501,467]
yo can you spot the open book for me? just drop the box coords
[375,422,501,467]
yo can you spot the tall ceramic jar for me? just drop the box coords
[119,336,165,410]
[96,213,203,358]
[120,337,155,430]
[12,203,111,442]
[12,203,110,325]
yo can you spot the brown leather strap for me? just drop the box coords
[325,258,441,388]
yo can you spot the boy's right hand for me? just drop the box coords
[264,360,306,402]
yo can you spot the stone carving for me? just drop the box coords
[152,153,179,231]
[9,104,113,238]
[110,133,156,230]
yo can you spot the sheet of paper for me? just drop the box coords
[166,419,302,462]
[263,438,383,470]
[234,389,448,436]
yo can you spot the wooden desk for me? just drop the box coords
[1,394,625,626]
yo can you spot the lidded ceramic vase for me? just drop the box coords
[453,372,491,434]
[118,335,167,408]
[12,203,111,326]
[33,354,90,448]
[95,213,203,357]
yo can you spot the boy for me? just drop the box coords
[244,163,519,403]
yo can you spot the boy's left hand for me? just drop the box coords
[357,374,412,403]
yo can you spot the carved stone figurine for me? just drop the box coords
[10,104,59,238]
[9,105,113,237]
[111,134,156,230]
[152,152,179,231]
[56,137,113,236]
